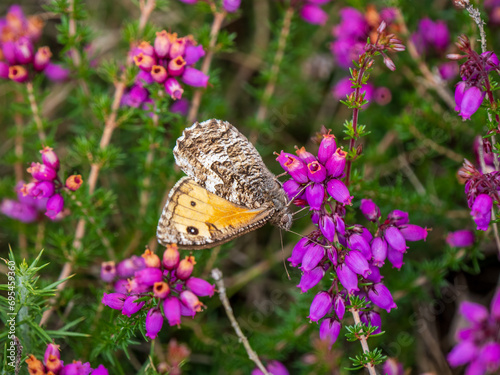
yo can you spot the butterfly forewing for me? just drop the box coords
[157,177,274,249]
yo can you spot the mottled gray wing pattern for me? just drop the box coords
[173,119,277,209]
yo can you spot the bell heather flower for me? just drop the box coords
[471,194,493,231]
[299,2,330,25]
[101,245,213,336]
[319,318,342,349]
[277,130,426,350]
[251,360,289,375]
[411,18,450,54]
[446,230,475,247]
[382,358,404,375]
[223,0,241,13]
[448,289,500,374]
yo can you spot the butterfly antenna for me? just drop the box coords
[280,229,291,280]
[286,182,312,207]
[286,228,332,248]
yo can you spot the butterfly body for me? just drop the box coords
[157,119,292,249]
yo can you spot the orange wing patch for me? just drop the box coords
[157,177,274,249]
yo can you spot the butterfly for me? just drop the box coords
[157,119,292,250]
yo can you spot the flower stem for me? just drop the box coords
[349,304,378,375]
[255,7,294,123]
[26,82,47,142]
[187,10,226,124]
[211,268,270,375]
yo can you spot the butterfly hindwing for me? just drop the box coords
[157,177,274,249]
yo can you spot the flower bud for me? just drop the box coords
[288,237,311,267]
[367,283,397,312]
[384,227,407,253]
[117,255,146,278]
[44,343,61,363]
[186,277,215,297]
[153,281,170,299]
[318,133,336,164]
[360,310,381,334]
[142,249,161,268]
[137,41,155,56]
[14,37,34,64]
[344,250,370,278]
[308,291,332,322]
[387,245,404,269]
[168,56,186,76]
[399,224,428,241]
[283,179,303,201]
[360,198,380,222]
[66,174,83,191]
[295,146,316,164]
[122,295,145,317]
[184,45,205,65]
[319,318,341,350]
[33,181,55,198]
[145,308,164,340]
[154,30,171,58]
[176,255,196,280]
[305,183,324,210]
[34,46,52,71]
[100,261,116,282]
[387,210,409,225]
[151,65,168,83]
[8,65,29,83]
[181,67,209,87]
[101,292,126,310]
[307,161,326,183]
[180,290,204,312]
[319,215,336,242]
[300,244,325,272]
[300,4,328,25]
[471,194,492,231]
[45,194,64,220]
[446,230,474,247]
[326,179,352,205]
[163,296,181,326]
[164,78,184,100]
[40,146,60,170]
[371,237,387,267]
[336,263,359,293]
[297,266,325,293]
[134,267,163,286]
[458,86,485,121]
[134,52,155,71]
[162,244,180,270]
[333,294,345,319]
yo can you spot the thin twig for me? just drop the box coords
[187,11,226,124]
[26,82,47,142]
[255,7,294,123]
[211,268,270,375]
[396,10,455,109]
[67,0,90,96]
[40,0,156,326]
[349,303,378,375]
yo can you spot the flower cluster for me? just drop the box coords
[330,6,398,69]
[1,147,82,222]
[297,1,331,26]
[121,30,207,112]
[101,244,215,339]
[447,289,500,375]
[177,0,241,13]
[26,342,108,375]
[276,131,428,349]
[156,339,191,375]
[0,5,69,83]
[448,35,499,121]
[459,159,499,231]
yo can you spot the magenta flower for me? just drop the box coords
[101,293,126,310]
[134,267,163,286]
[384,226,407,253]
[319,318,341,349]
[344,250,370,278]
[223,0,241,13]
[45,194,64,219]
[446,230,475,247]
[399,224,428,242]
[360,199,381,222]
[326,179,353,205]
[164,296,182,326]
[181,67,209,87]
[251,360,289,375]
[300,244,325,272]
[122,296,145,317]
[456,85,485,120]
[305,183,325,210]
[382,358,404,375]
[319,215,336,242]
[471,194,493,231]
[325,149,347,177]
[308,291,333,322]
[297,266,325,293]
[371,237,388,267]
[145,308,164,340]
[186,277,215,297]
[336,263,359,293]
[300,4,328,25]
[288,237,311,267]
[332,77,375,105]
[367,283,397,312]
